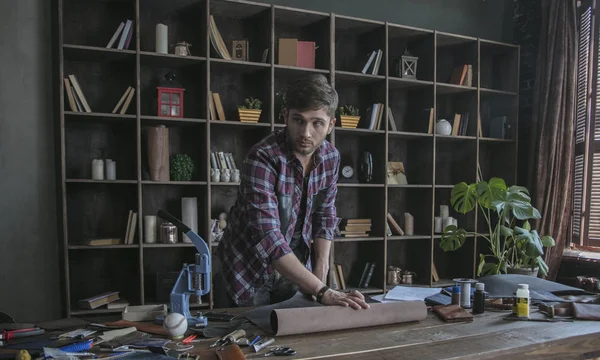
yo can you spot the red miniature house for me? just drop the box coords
[157,72,185,118]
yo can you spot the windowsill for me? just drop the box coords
[563,244,600,263]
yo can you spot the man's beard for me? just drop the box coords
[289,135,323,156]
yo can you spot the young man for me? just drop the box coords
[216,74,369,310]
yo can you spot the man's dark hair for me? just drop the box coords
[285,74,338,118]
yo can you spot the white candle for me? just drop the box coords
[440,205,449,219]
[181,197,198,243]
[434,217,442,233]
[105,159,116,180]
[156,23,168,54]
[92,159,104,180]
[144,215,157,243]
[443,216,453,230]
[404,212,414,236]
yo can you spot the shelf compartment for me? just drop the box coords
[436,83,476,95]
[141,116,207,126]
[388,235,432,241]
[141,124,208,182]
[436,32,477,87]
[209,0,271,63]
[335,75,386,132]
[479,141,517,184]
[334,241,385,291]
[479,40,519,94]
[387,238,431,287]
[435,139,477,186]
[141,185,208,242]
[334,71,385,85]
[387,24,434,82]
[334,15,385,75]
[335,187,386,238]
[479,91,518,141]
[336,132,387,185]
[62,0,136,49]
[65,121,137,180]
[434,188,476,234]
[68,248,141,312]
[436,89,478,137]
[210,185,239,222]
[388,136,433,186]
[66,182,139,246]
[143,248,210,307]
[64,59,136,115]
[138,0,207,54]
[67,179,137,185]
[209,64,270,123]
[274,6,331,71]
[140,62,207,120]
[387,187,433,237]
[389,84,434,134]
[334,236,384,243]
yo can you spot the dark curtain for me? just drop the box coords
[527,0,577,280]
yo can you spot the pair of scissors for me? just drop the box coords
[257,346,296,357]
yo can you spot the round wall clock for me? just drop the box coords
[342,165,354,179]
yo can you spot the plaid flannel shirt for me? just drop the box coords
[217,129,341,305]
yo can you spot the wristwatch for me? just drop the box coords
[315,285,330,304]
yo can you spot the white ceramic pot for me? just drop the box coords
[436,119,452,135]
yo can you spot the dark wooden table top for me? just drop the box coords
[236,310,600,360]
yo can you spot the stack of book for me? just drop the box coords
[339,218,371,237]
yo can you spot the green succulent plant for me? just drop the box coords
[338,105,360,116]
[238,97,262,110]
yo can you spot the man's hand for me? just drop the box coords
[320,289,370,310]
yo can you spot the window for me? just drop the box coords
[573,0,600,246]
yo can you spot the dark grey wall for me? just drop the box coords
[0,0,62,322]
[264,0,513,43]
[0,0,512,321]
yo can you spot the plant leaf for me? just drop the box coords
[440,225,467,251]
[477,177,507,209]
[514,227,544,258]
[541,235,555,247]
[451,182,477,214]
[523,220,531,231]
[536,256,549,277]
[500,225,513,238]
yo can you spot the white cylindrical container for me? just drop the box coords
[440,205,449,219]
[106,159,116,180]
[156,23,168,54]
[443,216,453,230]
[181,197,198,243]
[516,283,530,318]
[434,217,442,233]
[144,215,157,243]
[404,212,414,236]
[92,159,104,180]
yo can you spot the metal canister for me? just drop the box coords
[160,221,178,243]
[387,266,402,286]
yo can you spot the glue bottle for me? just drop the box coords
[472,283,485,314]
[516,283,530,318]
[451,285,461,305]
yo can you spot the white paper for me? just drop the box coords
[384,285,441,301]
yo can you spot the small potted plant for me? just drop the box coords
[170,153,195,181]
[338,105,360,128]
[238,97,262,123]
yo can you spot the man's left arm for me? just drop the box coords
[312,154,341,282]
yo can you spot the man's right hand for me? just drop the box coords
[320,289,370,309]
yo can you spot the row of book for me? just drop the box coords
[449,64,473,86]
[329,262,376,290]
[63,74,92,113]
[208,91,226,120]
[361,49,384,75]
[210,151,237,170]
[82,210,137,246]
[106,19,134,50]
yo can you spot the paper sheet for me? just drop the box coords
[384,285,442,301]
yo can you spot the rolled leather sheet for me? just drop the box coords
[270,300,427,336]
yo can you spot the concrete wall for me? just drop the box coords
[0,0,512,321]
[0,0,62,322]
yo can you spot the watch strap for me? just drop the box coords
[316,285,330,304]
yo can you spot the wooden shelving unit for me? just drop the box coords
[55,0,519,316]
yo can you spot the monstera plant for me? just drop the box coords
[439,176,556,277]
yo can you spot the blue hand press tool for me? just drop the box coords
[155,209,211,327]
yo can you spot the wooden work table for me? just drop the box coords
[236,310,600,360]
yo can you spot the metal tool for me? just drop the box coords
[453,278,477,309]
[155,210,211,328]
[210,329,246,348]
[250,347,297,357]
[252,337,275,352]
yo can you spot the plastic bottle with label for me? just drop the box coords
[472,282,485,314]
[516,283,530,318]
